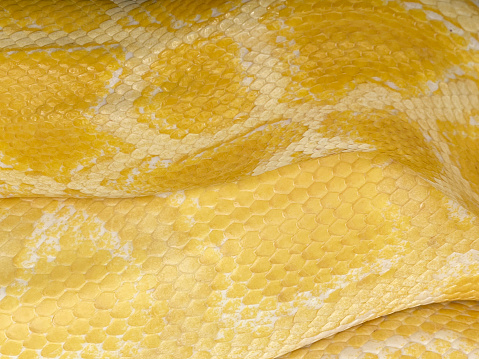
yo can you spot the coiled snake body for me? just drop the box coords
[0,0,478,358]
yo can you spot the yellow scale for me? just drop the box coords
[0,0,478,358]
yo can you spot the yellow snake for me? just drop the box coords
[0,0,478,358]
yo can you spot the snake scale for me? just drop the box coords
[0,0,478,358]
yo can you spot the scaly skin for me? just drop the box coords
[0,0,478,358]
[280,301,479,358]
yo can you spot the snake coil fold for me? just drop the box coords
[0,0,478,358]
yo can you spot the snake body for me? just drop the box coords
[0,0,479,358]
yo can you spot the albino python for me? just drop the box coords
[0,0,478,358]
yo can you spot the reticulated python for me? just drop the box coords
[0,0,478,358]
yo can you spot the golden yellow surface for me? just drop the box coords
[0,0,478,358]
[281,301,479,358]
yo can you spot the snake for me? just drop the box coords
[0,0,478,358]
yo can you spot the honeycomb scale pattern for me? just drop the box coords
[280,301,479,359]
[0,0,478,358]
[0,153,478,358]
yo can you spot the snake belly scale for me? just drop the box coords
[0,0,478,358]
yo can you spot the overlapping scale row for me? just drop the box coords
[0,0,477,209]
[0,0,479,358]
[281,301,479,359]
[0,153,478,358]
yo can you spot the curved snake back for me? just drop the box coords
[0,0,478,358]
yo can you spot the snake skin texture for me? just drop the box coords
[0,0,479,358]
[281,301,479,358]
